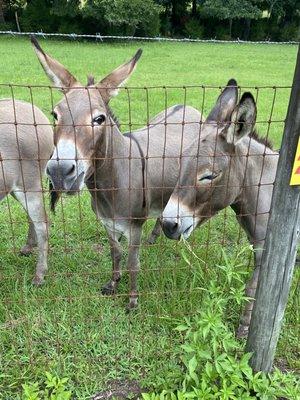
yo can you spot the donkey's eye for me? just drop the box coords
[198,172,219,182]
[93,114,106,125]
[51,111,58,120]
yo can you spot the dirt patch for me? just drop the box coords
[91,379,144,400]
[92,243,104,254]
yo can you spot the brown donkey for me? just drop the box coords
[0,99,53,284]
[161,80,279,337]
[31,37,203,309]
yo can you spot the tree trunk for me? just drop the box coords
[171,0,186,33]
[244,18,251,40]
[0,0,5,24]
[192,0,197,16]
[229,18,233,38]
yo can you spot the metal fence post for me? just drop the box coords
[246,45,300,371]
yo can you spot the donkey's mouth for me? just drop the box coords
[66,171,85,195]
[182,224,194,239]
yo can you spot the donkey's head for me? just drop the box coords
[162,79,257,240]
[31,37,142,194]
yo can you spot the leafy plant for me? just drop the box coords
[142,246,300,400]
[22,372,72,400]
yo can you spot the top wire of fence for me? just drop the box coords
[0,30,299,45]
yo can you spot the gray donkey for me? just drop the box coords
[0,99,54,284]
[161,80,279,337]
[31,37,203,309]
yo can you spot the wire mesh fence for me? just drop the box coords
[0,42,299,398]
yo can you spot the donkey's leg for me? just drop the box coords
[101,228,123,295]
[146,218,162,245]
[237,246,263,338]
[14,190,49,285]
[20,220,37,255]
[126,224,143,310]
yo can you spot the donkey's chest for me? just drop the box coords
[99,215,131,240]
[89,190,133,240]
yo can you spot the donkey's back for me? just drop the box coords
[130,104,203,214]
[0,99,53,285]
[0,99,53,192]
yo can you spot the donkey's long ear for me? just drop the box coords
[223,92,257,145]
[31,36,77,91]
[206,79,238,123]
[98,49,142,102]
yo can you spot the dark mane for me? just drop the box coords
[49,180,60,213]
[87,75,95,86]
[250,129,273,150]
[107,105,120,129]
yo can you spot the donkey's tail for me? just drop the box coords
[49,180,60,213]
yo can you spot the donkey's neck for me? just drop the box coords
[231,136,278,244]
[234,136,278,193]
[96,119,129,161]
[89,117,140,189]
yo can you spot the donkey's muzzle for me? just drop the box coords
[161,218,181,240]
[46,159,84,194]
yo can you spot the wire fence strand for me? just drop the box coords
[0,30,299,45]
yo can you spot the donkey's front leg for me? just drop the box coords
[146,218,162,245]
[126,225,142,310]
[237,247,263,338]
[101,228,123,296]
[20,220,37,256]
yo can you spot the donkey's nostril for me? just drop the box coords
[64,163,76,177]
[163,219,180,238]
[46,166,50,176]
[171,222,178,233]
[69,164,76,175]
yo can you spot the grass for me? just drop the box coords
[0,37,299,398]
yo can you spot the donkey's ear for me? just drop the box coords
[223,92,257,145]
[98,49,142,102]
[206,79,238,123]
[31,36,78,91]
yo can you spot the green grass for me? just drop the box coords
[0,37,299,398]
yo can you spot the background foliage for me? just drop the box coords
[1,0,299,41]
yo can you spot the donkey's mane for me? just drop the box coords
[250,129,273,150]
[107,105,120,129]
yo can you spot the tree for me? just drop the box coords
[202,0,261,37]
[155,0,189,34]
[0,0,5,23]
[82,0,162,36]
[52,0,81,18]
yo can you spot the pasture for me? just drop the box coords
[0,36,299,398]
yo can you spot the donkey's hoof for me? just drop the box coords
[236,324,249,339]
[101,282,116,296]
[145,235,157,245]
[126,298,138,313]
[20,245,34,256]
[32,276,45,286]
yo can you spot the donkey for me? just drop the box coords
[31,37,203,309]
[161,79,279,337]
[0,99,54,284]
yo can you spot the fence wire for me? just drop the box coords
[0,81,299,398]
[0,30,299,45]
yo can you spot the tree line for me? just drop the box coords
[1,0,299,41]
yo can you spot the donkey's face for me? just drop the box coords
[31,37,142,193]
[162,80,257,240]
